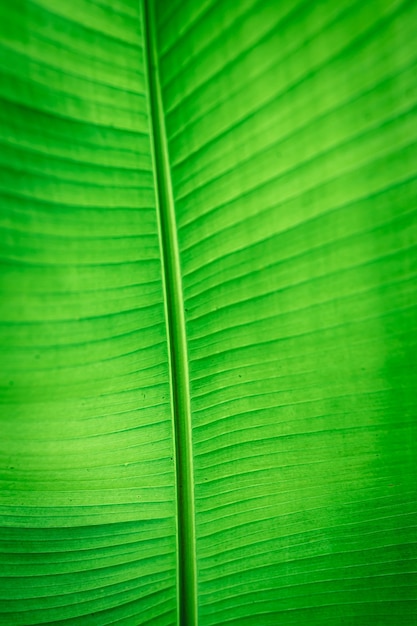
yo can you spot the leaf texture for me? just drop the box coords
[1,0,417,625]
[0,1,177,624]
[154,0,417,623]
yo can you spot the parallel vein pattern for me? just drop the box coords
[0,1,176,624]
[155,0,417,624]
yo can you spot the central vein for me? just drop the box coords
[142,2,198,624]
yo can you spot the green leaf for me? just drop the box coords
[1,1,416,625]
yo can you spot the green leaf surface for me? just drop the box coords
[0,2,177,624]
[1,0,416,624]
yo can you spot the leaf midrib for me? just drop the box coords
[142,1,198,625]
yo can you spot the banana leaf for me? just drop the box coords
[0,0,416,624]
